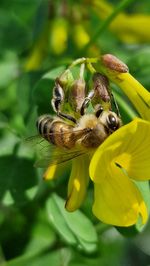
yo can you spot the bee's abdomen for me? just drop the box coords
[36,114,54,141]
[36,115,75,148]
[50,121,75,148]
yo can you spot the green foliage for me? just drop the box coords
[0,154,38,205]
[1,0,150,265]
[47,194,98,253]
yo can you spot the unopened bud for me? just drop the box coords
[101,54,129,73]
[69,78,86,112]
[93,73,111,102]
[57,69,74,90]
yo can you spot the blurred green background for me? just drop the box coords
[1,0,150,265]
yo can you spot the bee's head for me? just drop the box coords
[99,111,122,132]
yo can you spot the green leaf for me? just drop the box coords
[127,47,150,88]
[32,67,69,117]
[33,78,54,115]
[0,154,38,205]
[0,0,40,24]
[69,235,125,266]
[17,209,56,259]
[0,10,30,53]
[43,66,66,80]
[46,194,77,246]
[0,113,8,129]
[46,194,98,253]
[5,248,71,266]
[17,72,40,117]
[0,52,18,88]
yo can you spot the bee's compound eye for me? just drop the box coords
[107,114,119,131]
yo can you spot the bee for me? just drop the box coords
[28,70,121,168]
[34,110,121,167]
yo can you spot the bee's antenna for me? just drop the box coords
[111,93,121,117]
[80,90,95,115]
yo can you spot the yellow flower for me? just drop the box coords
[90,0,150,44]
[45,118,150,227]
[44,55,150,227]
[72,24,90,49]
[49,18,68,55]
[90,118,150,226]
[99,54,150,121]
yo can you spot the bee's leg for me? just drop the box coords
[80,90,95,115]
[111,93,121,117]
[57,112,77,124]
[51,82,77,123]
[51,82,64,114]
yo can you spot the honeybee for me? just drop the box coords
[28,69,121,168]
[33,110,121,167]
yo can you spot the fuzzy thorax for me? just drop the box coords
[76,114,109,148]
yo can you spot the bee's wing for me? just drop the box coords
[25,135,52,159]
[34,148,86,168]
[25,135,50,151]
[25,130,88,168]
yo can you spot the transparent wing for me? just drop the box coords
[34,148,86,168]
[25,130,88,168]
[25,135,52,158]
[25,134,50,151]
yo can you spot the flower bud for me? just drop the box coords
[69,78,86,112]
[92,72,111,102]
[57,69,74,90]
[101,54,129,73]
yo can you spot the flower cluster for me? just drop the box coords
[44,55,150,227]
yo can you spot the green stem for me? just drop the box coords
[68,58,98,74]
[86,62,96,74]
[82,0,136,53]
[79,63,85,79]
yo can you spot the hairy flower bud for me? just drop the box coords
[93,72,111,102]
[101,54,129,73]
[57,69,74,90]
[69,78,86,112]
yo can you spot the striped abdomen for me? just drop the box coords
[36,115,75,149]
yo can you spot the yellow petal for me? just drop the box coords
[72,24,90,49]
[91,1,150,43]
[43,164,58,180]
[65,155,89,212]
[116,120,150,181]
[92,163,148,226]
[50,18,68,55]
[90,118,150,182]
[43,161,70,180]
[110,14,150,44]
[113,73,150,121]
